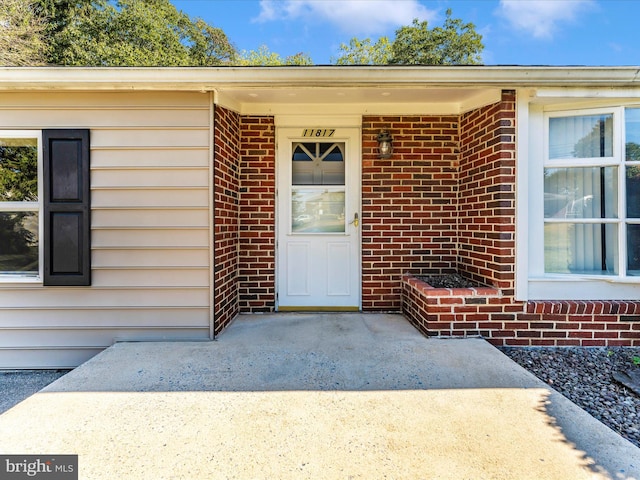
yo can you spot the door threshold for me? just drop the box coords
[277,306,360,312]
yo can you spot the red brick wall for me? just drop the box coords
[362,116,459,310]
[402,275,640,347]
[218,95,639,347]
[238,117,276,312]
[458,91,516,295]
[402,91,639,346]
[213,105,240,334]
[516,302,640,347]
[402,274,504,338]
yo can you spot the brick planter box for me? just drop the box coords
[402,274,640,347]
[402,274,503,338]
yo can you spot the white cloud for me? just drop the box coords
[497,0,595,39]
[254,0,437,36]
[608,42,623,53]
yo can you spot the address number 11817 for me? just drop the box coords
[302,129,335,137]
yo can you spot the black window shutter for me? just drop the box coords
[42,129,91,286]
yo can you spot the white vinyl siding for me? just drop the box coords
[0,92,212,368]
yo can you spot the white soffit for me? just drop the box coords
[216,87,502,115]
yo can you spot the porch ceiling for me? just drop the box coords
[214,86,502,115]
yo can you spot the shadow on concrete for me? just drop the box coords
[1,313,638,479]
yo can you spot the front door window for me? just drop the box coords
[291,142,345,233]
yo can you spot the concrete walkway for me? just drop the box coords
[0,313,638,479]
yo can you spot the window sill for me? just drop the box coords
[0,275,42,285]
[528,276,640,300]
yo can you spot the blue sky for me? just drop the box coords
[171,0,639,66]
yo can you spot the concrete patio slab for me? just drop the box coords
[0,313,638,479]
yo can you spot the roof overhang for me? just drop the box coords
[1,66,639,115]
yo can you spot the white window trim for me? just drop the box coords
[523,101,640,300]
[0,130,43,283]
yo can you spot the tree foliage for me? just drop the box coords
[0,144,38,202]
[0,143,38,264]
[3,2,481,68]
[334,9,483,65]
[34,0,236,66]
[627,142,640,161]
[0,0,47,66]
[333,37,391,66]
[391,10,483,65]
[237,45,313,66]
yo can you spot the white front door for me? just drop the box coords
[276,126,361,310]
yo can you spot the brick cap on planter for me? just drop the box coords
[402,274,502,298]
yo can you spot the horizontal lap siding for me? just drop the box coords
[0,92,211,368]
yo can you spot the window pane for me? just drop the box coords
[544,167,617,218]
[549,114,613,159]
[626,165,640,218]
[0,138,38,201]
[318,143,343,161]
[292,142,345,186]
[0,212,39,275]
[544,223,618,275]
[627,224,640,275]
[293,144,313,162]
[625,108,640,161]
[292,188,345,233]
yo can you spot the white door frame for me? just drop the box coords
[275,116,362,311]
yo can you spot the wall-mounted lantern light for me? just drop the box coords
[377,130,393,159]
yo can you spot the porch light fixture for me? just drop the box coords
[377,130,393,159]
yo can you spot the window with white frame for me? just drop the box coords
[0,132,41,278]
[542,107,640,281]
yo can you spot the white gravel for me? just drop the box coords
[501,347,640,448]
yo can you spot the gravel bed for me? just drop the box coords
[0,370,70,415]
[500,347,640,448]
[418,273,482,288]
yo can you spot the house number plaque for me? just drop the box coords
[302,128,335,137]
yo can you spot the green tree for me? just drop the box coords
[334,9,483,65]
[0,144,38,202]
[189,18,236,66]
[237,45,312,66]
[391,10,483,65]
[333,37,391,65]
[35,0,236,66]
[0,0,47,66]
[0,143,39,268]
[627,142,640,161]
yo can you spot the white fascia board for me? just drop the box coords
[1,66,640,91]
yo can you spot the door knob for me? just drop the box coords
[350,212,359,227]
